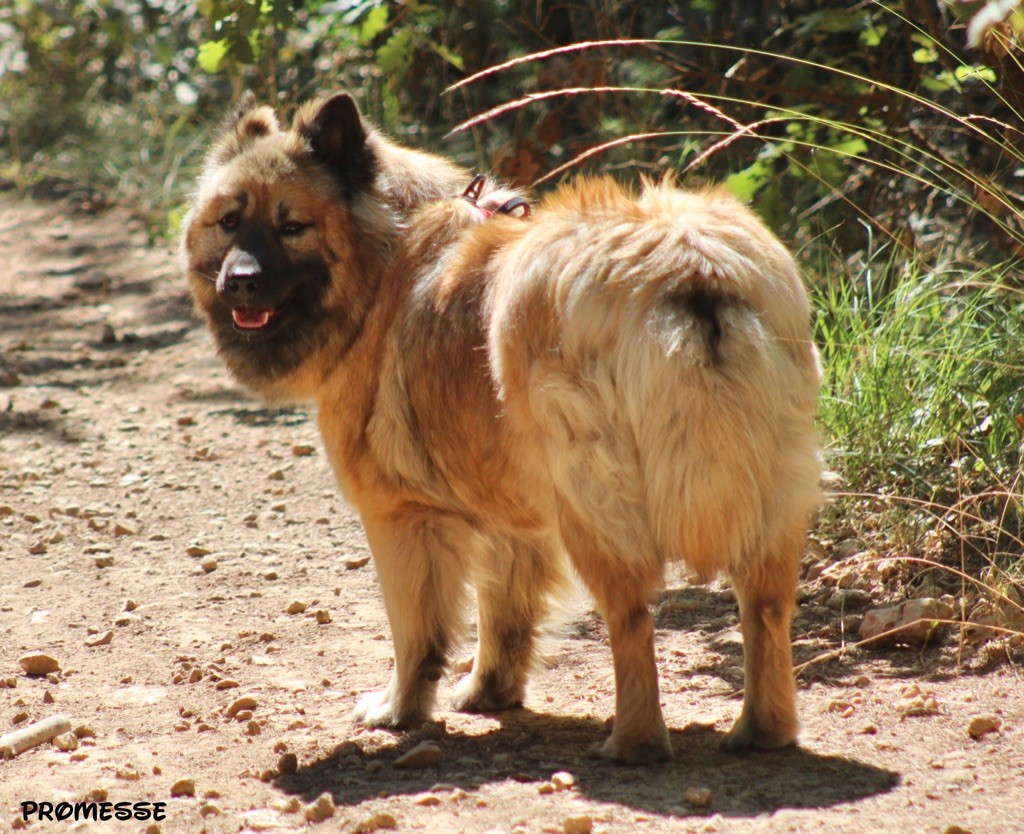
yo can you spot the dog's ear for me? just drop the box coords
[208,92,280,166]
[294,93,377,195]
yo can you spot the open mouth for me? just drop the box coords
[230,304,286,333]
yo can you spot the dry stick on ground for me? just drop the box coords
[0,714,71,759]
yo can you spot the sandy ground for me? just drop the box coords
[0,196,1022,834]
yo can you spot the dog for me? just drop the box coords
[183,92,821,763]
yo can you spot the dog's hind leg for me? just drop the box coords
[721,527,802,752]
[555,503,672,764]
[451,533,565,713]
[352,511,474,729]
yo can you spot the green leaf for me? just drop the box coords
[955,64,997,83]
[859,24,885,47]
[815,9,864,34]
[724,160,768,202]
[429,41,464,70]
[197,39,229,73]
[360,5,389,45]
[376,28,413,76]
[829,137,869,157]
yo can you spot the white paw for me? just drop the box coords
[450,671,523,713]
[352,690,406,729]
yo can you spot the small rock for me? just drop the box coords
[74,724,96,739]
[188,668,203,684]
[226,695,259,718]
[563,815,593,834]
[684,786,713,808]
[124,599,138,612]
[394,740,443,769]
[943,826,974,834]
[201,557,218,573]
[198,803,221,817]
[245,720,261,736]
[170,777,196,797]
[214,679,240,690]
[859,598,954,646]
[268,469,286,481]
[345,555,371,570]
[185,545,211,557]
[42,690,55,704]
[95,555,115,568]
[314,609,331,624]
[113,522,136,537]
[898,597,955,642]
[278,752,298,774]
[967,714,1002,739]
[292,444,316,456]
[352,811,397,833]
[52,732,79,752]
[303,792,335,823]
[19,652,60,676]
[12,711,29,724]
[413,792,442,806]
[23,579,42,588]
[28,542,47,555]
[413,720,446,741]
[551,771,576,790]
[286,600,307,615]
[85,631,114,647]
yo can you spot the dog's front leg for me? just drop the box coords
[351,511,472,729]
[451,532,565,714]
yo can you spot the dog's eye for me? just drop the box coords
[218,211,242,232]
[281,221,310,238]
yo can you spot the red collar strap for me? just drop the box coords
[461,175,531,219]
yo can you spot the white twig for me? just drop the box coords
[0,714,72,759]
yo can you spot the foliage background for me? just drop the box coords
[2,0,1023,607]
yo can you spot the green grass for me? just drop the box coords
[0,89,210,237]
[813,253,1024,578]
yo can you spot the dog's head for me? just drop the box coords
[183,93,388,393]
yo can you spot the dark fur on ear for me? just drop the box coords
[208,92,281,167]
[293,93,377,196]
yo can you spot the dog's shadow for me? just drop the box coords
[276,708,898,819]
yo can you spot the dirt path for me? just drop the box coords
[0,196,1021,834]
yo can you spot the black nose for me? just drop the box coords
[226,272,258,297]
[217,250,262,302]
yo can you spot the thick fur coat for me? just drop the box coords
[183,93,821,763]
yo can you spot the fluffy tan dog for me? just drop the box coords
[183,92,821,763]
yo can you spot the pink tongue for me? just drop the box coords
[232,307,272,329]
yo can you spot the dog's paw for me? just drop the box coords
[352,690,422,730]
[588,731,673,765]
[450,671,523,713]
[721,712,797,753]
